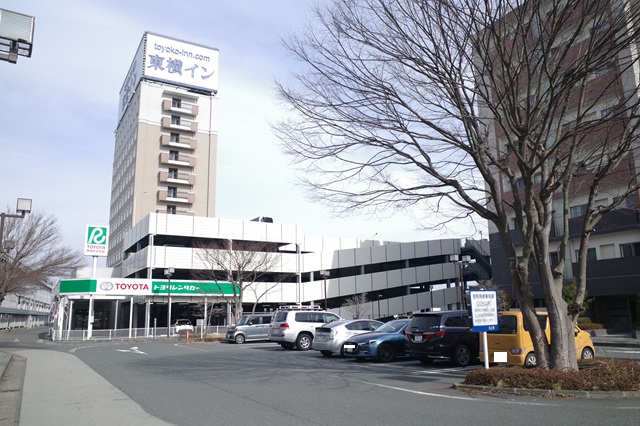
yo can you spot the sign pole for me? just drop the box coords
[482,331,490,369]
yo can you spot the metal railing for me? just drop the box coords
[50,326,228,341]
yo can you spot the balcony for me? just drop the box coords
[159,152,197,167]
[162,99,199,116]
[160,134,197,150]
[157,189,195,204]
[158,171,196,186]
[161,116,198,133]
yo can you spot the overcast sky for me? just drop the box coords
[1,1,481,262]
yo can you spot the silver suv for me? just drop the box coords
[268,305,341,350]
[226,312,274,344]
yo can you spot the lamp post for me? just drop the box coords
[319,270,330,310]
[449,254,471,309]
[377,294,383,320]
[0,198,32,255]
[165,267,174,338]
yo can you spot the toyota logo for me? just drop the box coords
[100,281,114,291]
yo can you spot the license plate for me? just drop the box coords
[344,344,355,350]
[414,335,423,342]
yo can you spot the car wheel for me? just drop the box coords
[581,347,595,360]
[453,344,472,367]
[234,334,246,344]
[419,357,434,365]
[296,333,313,351]
[280,342,294,350]
[524,352,537,367]
[321,350,333,357]
[376,343,395,363]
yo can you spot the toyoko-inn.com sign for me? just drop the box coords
[84,225,109,257]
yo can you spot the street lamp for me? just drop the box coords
[449,254,471,309]
[377,294,383,320]
[0,198,32,255]
[319,270,330,310]
[165,267,174,338]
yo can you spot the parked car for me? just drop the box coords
[226,312,274,344]
[405,310,478,366]
[343,318,411,362]
[312,319,384,357]
[174,319,194,333]
[268,305,342,350]
[479,310,595,367]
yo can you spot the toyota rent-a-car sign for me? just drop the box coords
[84,225,109,256]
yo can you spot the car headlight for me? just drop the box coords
[365,339,378,345]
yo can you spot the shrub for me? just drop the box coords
[463,359,640,392]
[577,322,604,330]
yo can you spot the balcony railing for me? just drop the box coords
[162,99,199,116]
[160,134,197,150]
[161,116,198,132]
[159,152,197,167]
[158,189,195,204]
[158,171,196,185]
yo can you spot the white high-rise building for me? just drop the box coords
[108,32,219,267]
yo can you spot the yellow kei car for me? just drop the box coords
[479,310,595,367]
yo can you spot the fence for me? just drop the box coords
[50,325,229,341]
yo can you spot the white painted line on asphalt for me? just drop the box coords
[115,346,148,355]
[69,346,96,353]
[342,377,561,407]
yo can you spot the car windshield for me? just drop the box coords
[176,320,191,325]
[375,319,409,333]
[236,316,249,326]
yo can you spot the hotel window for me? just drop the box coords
[169,150,179,161]
[167,186,177,198]
[168,168,178,179]
[172,98,181,108]
[167,205,176,215]
[570,204,588,218]
[575,248,597,262]
[620,242,640,258]
[170,132,180,143]
[171,115,181,125]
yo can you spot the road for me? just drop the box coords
[1,328,639,425]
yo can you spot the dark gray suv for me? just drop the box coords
[405,310,478,366]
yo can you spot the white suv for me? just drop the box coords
[268,305,341,350]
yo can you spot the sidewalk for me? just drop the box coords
[0,348,174,426]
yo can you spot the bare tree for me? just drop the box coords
[342,293,371,318]
[192,240,286,319]
[274,0,640,370]
[0,210,85,305]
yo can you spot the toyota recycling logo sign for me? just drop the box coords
[84,225,109,257]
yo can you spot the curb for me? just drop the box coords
[455,383,640,399]
[0,350,11,380]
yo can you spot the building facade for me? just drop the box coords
[58,213,490,336]
[483,0,640,329]
[108,32,220,267]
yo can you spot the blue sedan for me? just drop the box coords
[342,318,411,362]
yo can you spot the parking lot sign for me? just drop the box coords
[469,290,498,332]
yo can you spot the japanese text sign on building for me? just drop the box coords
[469,290,499,332]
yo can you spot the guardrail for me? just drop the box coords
[50,326,228,341]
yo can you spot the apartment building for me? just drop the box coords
[483,0,640,329]
[107,32,219,267]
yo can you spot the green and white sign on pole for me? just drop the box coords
[84,225,109,257]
